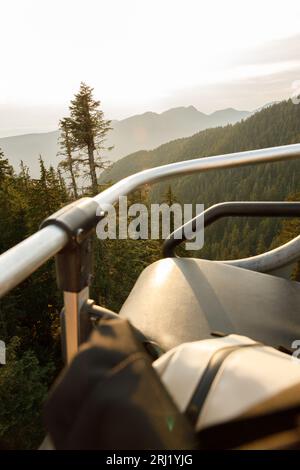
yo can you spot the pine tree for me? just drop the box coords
[162,185,180,237]
[164,185,178,205]
[0,147,13,182]
[0,148,20,252]
[57,117,79,199]
[68,82,112,194]
[19,161,30,191]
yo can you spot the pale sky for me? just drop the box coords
[1,0,300,136]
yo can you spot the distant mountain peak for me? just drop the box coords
[163,105,198,112]
[209,107,249,116]
[0,104,251,177]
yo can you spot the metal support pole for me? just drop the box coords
[56,235,94,364]
[63,287,89,363]
[40,198,100,363]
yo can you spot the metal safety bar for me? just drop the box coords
[1,143,300,361]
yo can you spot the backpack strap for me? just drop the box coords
[186,342,260,426]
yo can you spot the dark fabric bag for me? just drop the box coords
[44,317,196,450]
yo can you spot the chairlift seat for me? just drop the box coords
[119,258,300,351]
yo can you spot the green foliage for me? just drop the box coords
[0,337,54,449]
[57,117,79,198]
[0,151,68,448]
[270,192,300,281]
[0,148,14,182]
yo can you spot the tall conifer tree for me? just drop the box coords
[57,117,79,199]
[68,82,112,194]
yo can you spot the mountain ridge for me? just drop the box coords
[99,99,300,186]
[0,105,250,177]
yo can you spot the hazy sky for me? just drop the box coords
[1,0,300,136]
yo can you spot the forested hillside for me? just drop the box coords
[101,99,300,260]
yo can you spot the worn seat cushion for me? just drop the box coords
[119,258,300,351]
